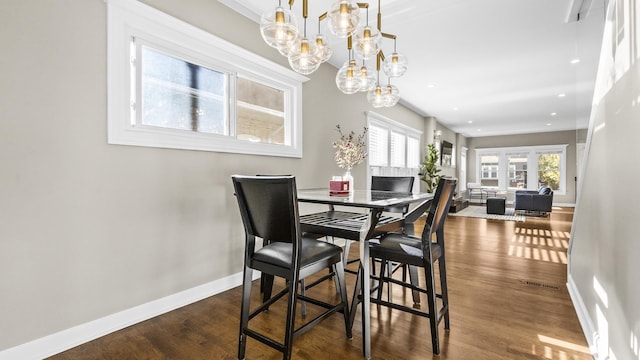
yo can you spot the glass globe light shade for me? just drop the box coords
[358,65,376,92]
[383,84,400,107]
[314,34,333,63]
[277,41,293,57]
[353,26,381,60]
[288,38,320,75]
[336,60,362,94]
[328,0,360,38]
[260,6,299,51]
[367,85,385,108]
[382,52,408,77]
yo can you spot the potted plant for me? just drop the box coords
[419,143,441,193]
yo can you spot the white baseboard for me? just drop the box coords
[566,274,599,359]
[0,270,256,360]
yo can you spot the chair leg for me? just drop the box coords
[262,274,274,305]
[334,261,352,338]
[300,279,307,316]
[377,259,387,301]
[424,263,440,355]
[283,276,299,360]
[238,266,253,360]
[386,261,393,300]
[438,256,450,330]
[408,265,421,305]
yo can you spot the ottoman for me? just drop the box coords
[486,197,505,215]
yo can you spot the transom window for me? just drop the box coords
[108,0,305,157]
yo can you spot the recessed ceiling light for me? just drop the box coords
[551,112,557,116]
[467,120,473,124]
[547,123,552,126]
[453,107,458,111]
[476,129,481,132]
[558,93,566,98]
[570,58,581,64]
[426,83,436,88]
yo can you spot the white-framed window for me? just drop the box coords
[479,153,500,187]
[475,145,568,194]
[507,152,529,189]
[107,0,307,157]
[366,112,422,191]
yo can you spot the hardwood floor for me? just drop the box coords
[49,207,590,360]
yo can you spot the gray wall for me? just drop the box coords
[0,0,424,351]
[466,130,580,204]
[569,1,640,358]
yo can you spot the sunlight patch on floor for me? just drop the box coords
[509,228,568,263]
[538,334,592,354]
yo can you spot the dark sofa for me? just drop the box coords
[514,186,553,214]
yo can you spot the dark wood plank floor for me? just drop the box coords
[49,206,591,359]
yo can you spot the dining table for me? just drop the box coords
[297,188,434,359]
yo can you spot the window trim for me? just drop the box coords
[107,0,307,157]
[475,145,568,194]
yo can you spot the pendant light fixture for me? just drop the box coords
[314,13,332,63]
[365,0,407,107]
[367,54,385,107]
[383,80,400,106]
[353,4,380,60]
[287,0,320,75]
[327,0,361,38]
[359,60,376,92]
[260,1,299,53]
[383,38,408,77]
[258,0,409,106]
[336,37,362,94]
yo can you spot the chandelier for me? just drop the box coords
[259,0,408,108]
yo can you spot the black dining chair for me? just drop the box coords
[371,175,415,213]
[232,175,351,360]
[364,176,418,294]
[343,176,416,263]
[369,177,457,355]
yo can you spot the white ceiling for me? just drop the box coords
[220,0,606,138]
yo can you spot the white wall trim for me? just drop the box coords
[218,0,261,22]
[0,271,257,359]
[566,274,599,359]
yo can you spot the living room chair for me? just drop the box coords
[232,175,351,360]
[514,185,554,215]
[467,182,483,204]
[369,177,457,355]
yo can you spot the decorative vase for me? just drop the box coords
[343,167,353,192]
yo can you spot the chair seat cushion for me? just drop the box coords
[253,237,342,270]
[370,233,441,266]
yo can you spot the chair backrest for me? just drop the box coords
[401,177,456,236]
[371,176,415,214]
[467,182,481,189]
[371,176,415,193]
[422,178,457,246]
[232,175,300,247]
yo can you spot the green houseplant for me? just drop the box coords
[419,143,441,193]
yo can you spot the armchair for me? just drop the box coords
[514,186,554,214]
